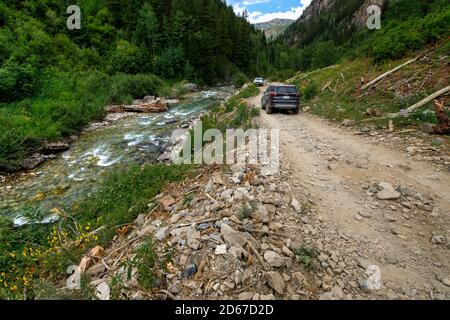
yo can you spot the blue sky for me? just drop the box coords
[228,0,312,24]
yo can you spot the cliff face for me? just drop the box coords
[352,0,388,27]
[283,0,388,46]
[299,0,335,22]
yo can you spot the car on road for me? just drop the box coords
[253,77,265,86]
[261,85,300,114]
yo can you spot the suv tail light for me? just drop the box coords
[269,92,277,97]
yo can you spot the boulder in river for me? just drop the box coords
[183,83,198,92]
[22,153,55,169]
[43,141,70,154]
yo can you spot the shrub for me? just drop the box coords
[109,73,164,103]
[301,82,318,101]
[237,84,259,99]
[109,40,140,74]
[371,8,450,61]
[125,238,157,290]
[233,72,248,88]
[294,245,318,271]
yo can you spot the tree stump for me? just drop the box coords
[433,100,450,135]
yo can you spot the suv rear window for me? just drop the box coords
[275,86,298,94]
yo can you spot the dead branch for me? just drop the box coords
[362,55,421,90]
[388,71,420,90]
[386,86,450,118]
[322,81,332,92]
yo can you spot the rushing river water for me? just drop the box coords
[0,87,234,226]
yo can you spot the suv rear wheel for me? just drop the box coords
[266,104,273,114]
[293,108,300,114]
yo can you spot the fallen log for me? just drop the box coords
[361,55,421,90]
[386,86,450,118]
[107,100,169,113]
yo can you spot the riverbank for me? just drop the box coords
[0,85,242,299]
[0,71,198,173]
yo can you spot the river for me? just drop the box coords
[0,87,234,226]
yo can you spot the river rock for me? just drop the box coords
[376,182,401,200]
[143,96,156,102]
[22,153,48,169]
[183,83,198,92]
[265,271,286,294]
[43,141,70,154]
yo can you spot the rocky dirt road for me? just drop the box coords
[248,86,450,299]
[84,86,449,301]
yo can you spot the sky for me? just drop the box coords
[228,0,313,24]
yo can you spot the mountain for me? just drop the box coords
[254,18,295,39]
[282,0,387,47]
[270,0,449,72]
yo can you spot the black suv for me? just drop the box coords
[261,85,300,114]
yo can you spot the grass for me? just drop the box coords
[123,237,157,290]
[0,71,167,172]
[187,83,261,157]
[0,164,194,299]
[288,41,450,129]
[238,202,257,221]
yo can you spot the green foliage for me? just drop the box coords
[125,238,157,290]
[153,47,187,79]
[238,202,257,221]
[109,40,141,74]
[0,164,193,299]
[109,73,164,103]
[294,245,318,271]
[301,82,318,101]
[237,84,260,99]
[233,72,249,88]
[0,71,166,171]
[371,8,450,61]
[270,0,449,72]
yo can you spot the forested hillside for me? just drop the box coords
[0,0,269,171]
[268,0,449,76]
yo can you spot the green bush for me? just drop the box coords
[301,82,318,101]
[371,8,450,61]
[237,84,259,99]
[109,73,164,103]
[233,72,248,88]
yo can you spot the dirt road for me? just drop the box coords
[248,86,450,299]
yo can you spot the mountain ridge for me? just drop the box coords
[254,18,295,39]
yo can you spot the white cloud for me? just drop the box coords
[232,0,313,24]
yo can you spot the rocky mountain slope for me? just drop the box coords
[254,18,295,39]
[282,0,387,46]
